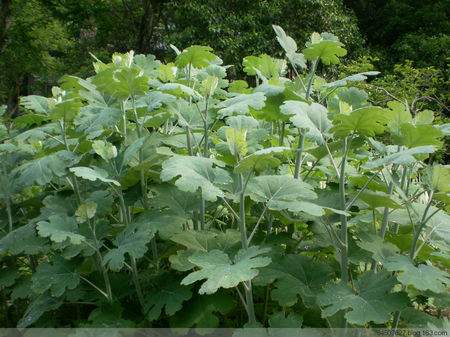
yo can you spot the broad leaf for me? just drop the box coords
[161,155,231,202]
[14,150,80,186]
[303,32,347,65]
[235,147,289,173]
[175,45,218,68]
[383,255,449,293]
[281,101,331,144]
[217,92,266,117]
[317,271,408,325]
[363,146,435,169]
[181,246,271,294]
[31,257,80,297]
[246,175,323,216]
[37,214,85,244]
[332,106,389,137]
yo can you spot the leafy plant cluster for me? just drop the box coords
[0,25,449,329]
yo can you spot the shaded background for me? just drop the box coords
[0,0,448,116]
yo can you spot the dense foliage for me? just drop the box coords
[0,26,449,329]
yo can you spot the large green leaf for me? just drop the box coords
[383,254,449,293]
[181,246,271,294]
[332,106,389,137]
[317,271,408,325]
[37,214,85,245]
[359,190,402,209]
[175,45,218,68]
[217,92,266,117]
[246,175,323,216]
[280,101,331,144]
[243,54,286,78]
[20,95,50,114]
[255,254,333,307]
[14,150,80,186]
[160,155,231,202]
[31,257,80,297]
[394,124,443,148]
[0,224,49,255]
[302,32,347,65]
[235,147,290,173]
[75,103,122,139]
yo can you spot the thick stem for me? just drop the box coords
[130,256,146,310]
[237,172,256,324]
[279,122,285,146]
[339,137,349,284]
[293,130,305,179]
[410,191,434,260]
[305,60,318,100]
[380,182,394,239]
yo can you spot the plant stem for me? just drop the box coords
[305,60,318,100]
[130,255,146,310]
[410,191,434,260]
[293,129,305,179]
[339,137,349,284]
[237,172,256,324]
[5,198,12,232]
[279,122,285,146]
[380,182,394,239]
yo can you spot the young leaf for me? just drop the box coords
[181,246,271,294]
[317,271,408,325]
[160,155,231,202]
[175,45,218,69]
[92,140,118,160]
[302,32,347,65]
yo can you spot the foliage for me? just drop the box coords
[0,26,449,331]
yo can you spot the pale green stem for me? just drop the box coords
[5,198,12,233]
[293,129,305,179]
[410,191,434,260]
[339,137,349,284]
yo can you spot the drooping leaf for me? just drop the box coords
[317,271,408,325]
[272,25,306,69]
[14,150,80,186]
[37,214,85,245]
[160,155,231,202]
[20,95,50,114]
[363,146,435,169]
[0,224,49,255]
[181,246,271,294]
[280,101,331,144]
[31,257,80,297]
[69,166,120,186]
[17,294,62,328]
